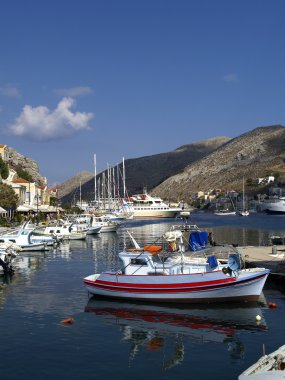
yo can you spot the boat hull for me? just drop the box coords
[84,269,269,303]
[133,209,180,218]
[265,209,285,215]
[263,198,285,214]
[86,226,102,235]
[100,226,119,232]
[20,243,50,251]
[214,211,236,216]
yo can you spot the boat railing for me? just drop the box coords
[170,224,199,232]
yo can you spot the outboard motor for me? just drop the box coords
[223,254,241,277]
[0,256,14,274]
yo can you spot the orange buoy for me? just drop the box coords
[60,317,74,324]
[268,302,277,309]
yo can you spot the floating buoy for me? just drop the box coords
[256,315,262,321]
[60,317,74,324]
[268,302,277,309]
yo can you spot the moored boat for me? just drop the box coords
[84,230,269,303]
[261,197,285,214]
[239,344,285,379]
[238,210,250,216]
[0,227,50,251]
[127,192,182,218]
[214,209,236,216]
[92,216,120,232]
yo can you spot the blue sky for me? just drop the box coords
[0,0,285,185]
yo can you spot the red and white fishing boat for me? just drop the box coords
[84,230,269,303]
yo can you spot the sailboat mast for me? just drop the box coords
[243,177,245,211]
[122,157,126,198]
[112,166,115,202]
[116,163,120,197]
[94,154,97,204]
[79,180,82,209]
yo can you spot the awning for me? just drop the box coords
[17,204,64,213]
[17,205,37,212]
[38,205,63,213]
[0,206,7,214]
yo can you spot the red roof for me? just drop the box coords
[12,178,30,183]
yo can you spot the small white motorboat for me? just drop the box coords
[84,230,269,303]
[93,216,120,233]
[239,344,285,379]
[214,209,236,216]
[0,227,50,251]
[38,221,87,240]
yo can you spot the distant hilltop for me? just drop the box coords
[153,125,285,202]
[57,171,94,200]
[58,125,285,205]
[58,136,230,204]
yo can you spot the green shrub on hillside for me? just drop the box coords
[15,166,34,182]
[0,157,9,179]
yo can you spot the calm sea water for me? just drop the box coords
[1,213,285,380]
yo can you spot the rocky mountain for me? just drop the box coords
[57,171,94,200]
[58,137,230,205]
[152,125,285,203]
[6,147,46,185]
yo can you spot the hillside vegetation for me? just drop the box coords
[58,125,285,205]
[152,125,285,202]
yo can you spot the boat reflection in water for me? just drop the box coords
[85,297,267,369]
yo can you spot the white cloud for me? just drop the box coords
[0,84,21,97]
[223,73,238,82]
[8,97,93,141]
[53,86,93,97]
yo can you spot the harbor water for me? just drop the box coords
[1,213,285,380]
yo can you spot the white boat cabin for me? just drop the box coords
[118,250,226,276]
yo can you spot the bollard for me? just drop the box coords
[272,245,277,255]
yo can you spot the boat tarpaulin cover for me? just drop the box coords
[189,231,208,251]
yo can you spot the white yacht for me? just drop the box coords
[128,192,182,218]
[262,197,285,214]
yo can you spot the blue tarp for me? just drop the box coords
[189,231,209,251]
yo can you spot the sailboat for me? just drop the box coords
[92,155,134,220]
[238,178,249,216]
[214,193,236,216]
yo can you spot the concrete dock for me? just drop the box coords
[239,245,285,275]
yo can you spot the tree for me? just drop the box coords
[49,196,58,206]
[0,157,9,180]
[15,166,34,182]
[0,183,19,208]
